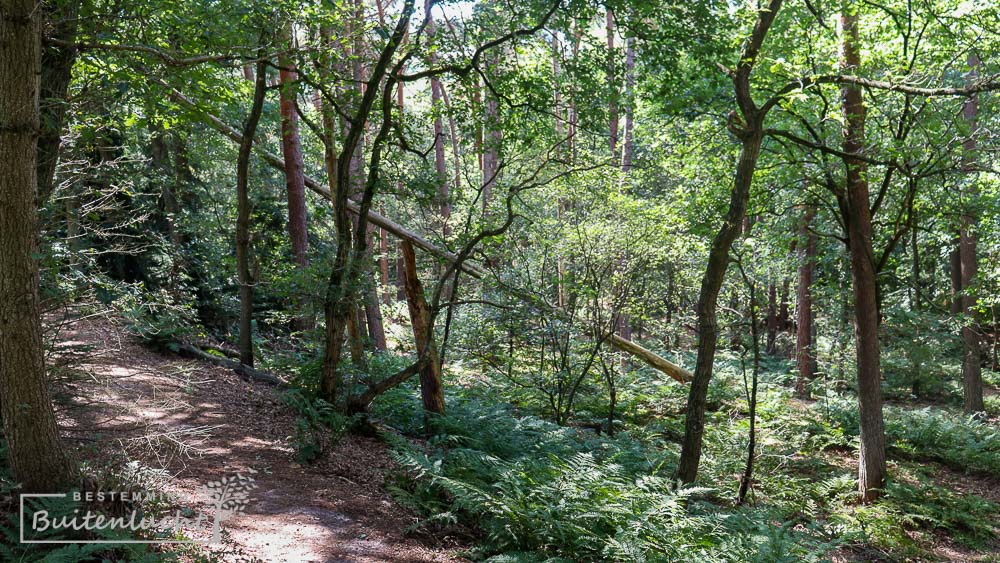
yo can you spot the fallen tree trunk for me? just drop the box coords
[164,83,692,384]
[176,343,288,387]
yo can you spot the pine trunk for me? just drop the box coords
[0,0,74,492]
[278,29,309,271]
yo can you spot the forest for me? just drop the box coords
[1,0,999,560]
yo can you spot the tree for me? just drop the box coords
[796,204,816,397]
[960,53,984,415]
[0,0,74,493]
[401,240,444,414]
[236,56,268,367]
[677,0,784,484]
[838,2,886,502]
[278,23,310,272]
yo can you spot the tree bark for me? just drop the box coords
[401,240,444,414]
[606,9,618,157]
[426,0,450,239]
[278,25,309,271]
[765,281,778,354]
[839,4,886,503]
[960,53,983,414]
[796,204,816,398]
[322,0,415,404]
[950,245,962,314]
[236,57,268,368]
[0,0,74,492]
[482,53,500,211]
[677,0,783,484]
[36,0,80,206]
[621,36,635,173]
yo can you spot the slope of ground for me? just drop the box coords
[52,313,464,562]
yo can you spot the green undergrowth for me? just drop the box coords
[368,358,1000,561]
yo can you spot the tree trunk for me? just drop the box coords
[677,0,783,484]
[796,204,816,398]
[960,53,983,414]
[426,1,450,239]
[236,58,268,368]
[0,0,74,492]
[321,0,415,405]
[36,0,80,206]
[621,36,635,173]
[379,218,391,305]
[278,26,311,331]
[765,281,778,354]
[278,27,309,271]
[840,5,886,503]
[365,222,388,351]
[482,53,500,211]
[401,240,444,414]
[950,245,962,314]
[677,129,762,483]
[606,9,618,158]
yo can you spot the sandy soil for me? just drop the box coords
[52,313,465,562]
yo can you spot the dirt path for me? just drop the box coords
[54,315,464,562]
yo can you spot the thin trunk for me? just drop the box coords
[401,240,444,414]
[426,1,450,238]
[236,58,268,368]
[736,263,761,506]
[482,53,500,211]
[910,205,920,311]
[678,127,765,482]
[960,53,983,414]
[796,204,816,398]
[677,0,783,484]
[396,241,406,301]
[950,245,962,314]
[322,0,415,404]
[37,0,80,206]
[765,281,777,354]
[379,218,391,305]
[0,0,74,492]
[621,36,635,173]
[606,9,618,157]
[778,278,790,332]
[840,5,886,503]
[439,83,462,218]
[365,222,388,351]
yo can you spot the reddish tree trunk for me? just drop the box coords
[278,31,309,271]
[401,240,445,414]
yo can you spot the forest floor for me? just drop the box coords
[52,313,465,562]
